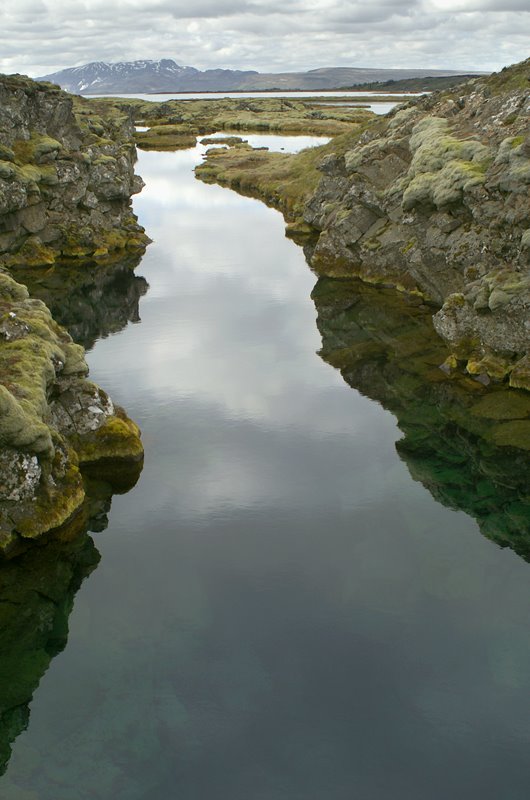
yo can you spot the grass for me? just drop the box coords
[195,128,368,221]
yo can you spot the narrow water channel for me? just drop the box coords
[2,138,530,799]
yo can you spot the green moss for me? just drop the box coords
[0,161,16,180]
[444,292,466,309]
[472,391,530,420]
[4,237,56,267]
[135,131,197,151]
[509,356,530,391]
[489,420,530,450]
[483,56,530,94]
[400,116,491,210]
[74,407,144,465]
[12,134,62,166]
[93,154,116,165]
[196,129,368,220]
[0,144,15,163]
[363,238,382,252]
[0,270,145,549]
[0,385,53,456]
[403,159,487,210]
[15,459,85,540]
[467,354,511,381]
[15,164,42,185]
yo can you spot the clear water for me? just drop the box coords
[2,138,530,799]
[199,132,331,153]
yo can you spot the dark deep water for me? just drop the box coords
[1,138,530,799]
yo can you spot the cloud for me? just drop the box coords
[0,0,527,76]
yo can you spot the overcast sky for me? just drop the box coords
[1,0,528,78]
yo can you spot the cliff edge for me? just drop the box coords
[303,58,530,388]
[0,74,149,268]
[0,74,147,555]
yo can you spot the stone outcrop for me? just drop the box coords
[0,73,149,269]
[0,271,143,557]
[303,58,530,388]
[0,73,147,556]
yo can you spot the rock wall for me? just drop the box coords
[303,58,530,388]
[0,74,148,556]
[0,74,149,269]
[0,271,143,557]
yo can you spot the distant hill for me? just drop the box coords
[338,74,484,92]
[37,59,484,94]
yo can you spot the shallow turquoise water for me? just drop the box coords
[2,139,530,799]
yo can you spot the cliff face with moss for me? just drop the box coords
[0,74,147,556]
[0,270,143,557]
[0,74,149,268]
[303,58,530,388]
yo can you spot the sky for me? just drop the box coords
[1,0,528,78]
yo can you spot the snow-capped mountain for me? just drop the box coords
[37,59,480,95]
[37,59,259,93]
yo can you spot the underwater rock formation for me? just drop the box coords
[0,533,100,775]
[304,58,530,387]
[0,492,117,776]
[17,255,149,351]
[313,278,530,559]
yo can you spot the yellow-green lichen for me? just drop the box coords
[489,420,530,450]
[74,408,144,465]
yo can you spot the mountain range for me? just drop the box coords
[37,59,483,94]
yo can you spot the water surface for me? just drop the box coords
[2,137,530,799]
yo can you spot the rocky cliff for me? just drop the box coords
[0,74,147,556]
[0,74,149,269]
[303,58,530,389]
[0,270,143,557]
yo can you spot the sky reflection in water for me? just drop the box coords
[2,138,530,800]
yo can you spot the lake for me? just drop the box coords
[1,135,530,799]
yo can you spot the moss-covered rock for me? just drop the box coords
[0,271,144,556]
[0,73,149,271]
[196,57,529,388]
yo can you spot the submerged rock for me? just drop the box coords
[313,277,530,560]
[16,254,149,351]
[0,518,103,776]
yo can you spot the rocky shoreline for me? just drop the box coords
[1,60,528,553]
[0,74,147,556]
[197,58,530,391]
